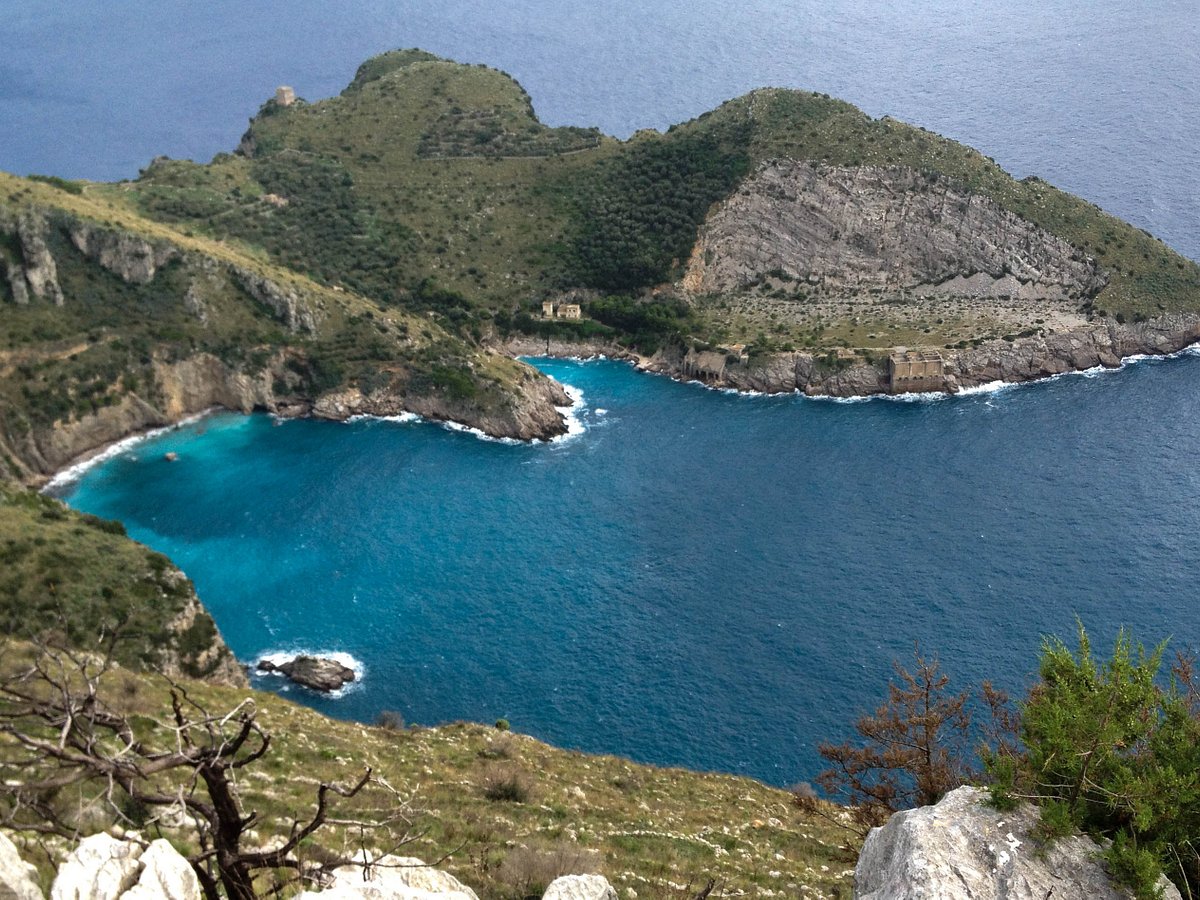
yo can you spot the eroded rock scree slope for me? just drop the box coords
[685,160,1106,300]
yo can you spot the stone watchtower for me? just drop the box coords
[275,86,296,107]
[888,349,944,393]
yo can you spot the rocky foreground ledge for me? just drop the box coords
[856,786,1180,900]
[0,831,619,900]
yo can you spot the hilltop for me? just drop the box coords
[5,50,1200,488]
[3,47,1200,898]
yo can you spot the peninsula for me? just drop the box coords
[4,49,1200,483]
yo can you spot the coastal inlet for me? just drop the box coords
[53,355,1200,786]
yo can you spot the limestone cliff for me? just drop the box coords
[0,203,569,484]
[634,313,1200,398]
[67,222,179,284]
[684,160,1106,301]
[0,353,289,482]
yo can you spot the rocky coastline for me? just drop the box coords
[7,351,569,490]
[507,313,1200,400]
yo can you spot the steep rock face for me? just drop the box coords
[67,224,178,284]
[162,586,248,687]
[855,786,1180,900]
[313,363,571,441]
[231,266,322,334]
[0,210,65,305]
[2,353,287,480]
[684,160,1105,300]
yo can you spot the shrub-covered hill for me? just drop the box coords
[0,485,241,682]
[109,49,1200,357]
[0,649,859,899]
[0,170,571,484]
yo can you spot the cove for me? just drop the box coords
[53,356,1200,786]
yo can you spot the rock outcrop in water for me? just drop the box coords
[257,655,357,692]
[855,786,1180,900]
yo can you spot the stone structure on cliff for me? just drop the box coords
[855,786,1181,900]
[888,350,944,392]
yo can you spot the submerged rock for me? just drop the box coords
[855,785,1180,900]
[257,655,356,692]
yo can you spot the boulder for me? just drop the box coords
[50,833,142,900]
[121,840,200,900]
[295,855,479,899]
[257,655,356,692]
[854,785,1181,900]
[0,830,43,900]
[542,874,618,900]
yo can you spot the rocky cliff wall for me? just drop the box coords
[638,313,1200,398]
[684,160,1105,301]
[0,352,291,483]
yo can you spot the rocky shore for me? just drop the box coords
[508,313,1200,400]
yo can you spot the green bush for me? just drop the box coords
[987,626,1200,898]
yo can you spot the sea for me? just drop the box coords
[9,0,1200,786]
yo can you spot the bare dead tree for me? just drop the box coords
[794,645,974,836]
[0,642,418,900]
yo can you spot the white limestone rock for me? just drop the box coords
[50,834,142,900]
[121,840,200,900]
[541,874,618,900]
[0,830,44,900]
[854,785,1181,900]
[296,855,479,900]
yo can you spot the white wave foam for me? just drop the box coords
[439,419,523,444]
[952,380,1015,397]
[548,384,587,443]
[252,649,365,698]
[44,409,218,492]
[346,412,420,425]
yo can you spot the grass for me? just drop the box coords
[0,486,233,678]
[89,49,1199,365]
[0,649,860,899]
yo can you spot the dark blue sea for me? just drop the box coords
[52,356,1200,784]
[10,1,1200,785]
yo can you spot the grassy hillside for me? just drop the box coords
[98,49,1200,360]
[0,650,858,899]
[0,485,237,679]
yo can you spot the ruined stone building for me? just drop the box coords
[888,349,944,392]
[541,301,583,320]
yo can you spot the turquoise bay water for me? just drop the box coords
[56,357,1200,785]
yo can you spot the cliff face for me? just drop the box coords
[636,314,1200,398]
[683,160,1106,301]
[0,204,570,484]
[0,353,290,482]
[311,359,571,440]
